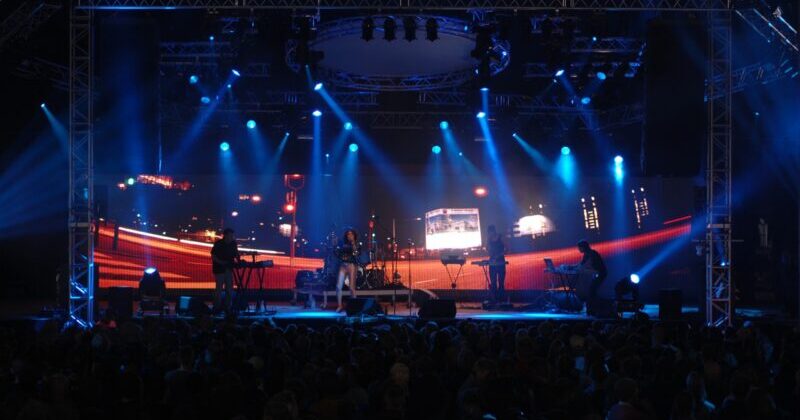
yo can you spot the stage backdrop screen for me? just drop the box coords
[425,208,482,250]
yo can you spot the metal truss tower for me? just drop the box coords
[68,4,95,328]
[705,9,733,327]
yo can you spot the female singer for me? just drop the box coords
[335,228,360,312]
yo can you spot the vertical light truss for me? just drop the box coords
[705,9,733,327]
[69,4,94,328]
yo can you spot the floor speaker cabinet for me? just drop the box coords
[418,299,457,320]
[177,296,210,317]
[346,298,382,316]
[659,289,683,321]
[588,298,619,319]
[108,286,134,320]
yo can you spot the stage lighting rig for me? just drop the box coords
[426,18,438,41]
[383,17,397,41]
[403,17,417,42]
[362,16,375,41]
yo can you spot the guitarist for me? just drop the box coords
[211,228,239,314]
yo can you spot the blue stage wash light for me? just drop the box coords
[144,267,158,275]
[349,143,359,152]
[209,35,215,41]
[220,142,230,152]
[227,83,232,89]
[463,25,469,32]
[439,121,449,130]
[314,82,323,91]
[592,36,598,42]
[597,71,607,80]
[344,122,353,130]
[325,153,330,158]
[555,69,565,77]
[200,96,211,104]
[40,103,46,109]
[630,273,640,284]
[458,152,464,157]
[126,177,135,186]
[476,111,486,119]
[480,86,489,92]
[561,146,571,155]
[246,120,256,129]
[312,109,322,117]
[581,96,591,105]
[189,75,199,84]
[614,155,624,164]
[284,132,290,137]
[231,68,241,77]
[432,145,442,154]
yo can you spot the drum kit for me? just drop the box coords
[318,227,391,290]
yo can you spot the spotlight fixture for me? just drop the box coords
[383,17,397,41]
[403,16,417,42]
[200,96,211,104]
[313,82,323,91]
[480,86,489,92]
[40,103,46,109]
[344,122,353,130]
[470,25,493,59]
[144,267,158,275]
[189,75,199,84]
[476,111,486,119]
[554,68,565,77]
[630,273,640,284]
[580,96,591,105]
[126,177,135,186]
[473,186,488,198]
[425,18,438,41]
[561,146,571,155]
[431,145,442,154]
[282,203,295,214]
[247,120,257,129]
[596,71,607,80]
[312,109,322,117]
[209,35,215,41]
[220,142,231,152]
[614,155,624,164]
[349,143,359,152]
[231,68,241,77]
[439,121,449,130]
[362,16,375,41]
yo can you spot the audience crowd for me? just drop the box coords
[1,314,799,420]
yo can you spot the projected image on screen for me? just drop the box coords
[425,208,482,250]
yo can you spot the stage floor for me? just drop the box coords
[0,299,786,324]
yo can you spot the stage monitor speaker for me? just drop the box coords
[108,286,134,319]
[177,296,210,317]
[588,298,618,319]
[659,289,683,321]
[346,298,382,316]
[418,299,457,320]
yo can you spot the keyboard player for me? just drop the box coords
[573,239,607,315]
[486,225,507,303]
[211,228,240,314]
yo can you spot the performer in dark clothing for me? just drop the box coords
[487,225,507,303]
[211,228,239,313]
[335,228,360,312]
[576,239,607,315]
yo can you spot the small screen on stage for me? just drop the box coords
[425,208,482,250]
